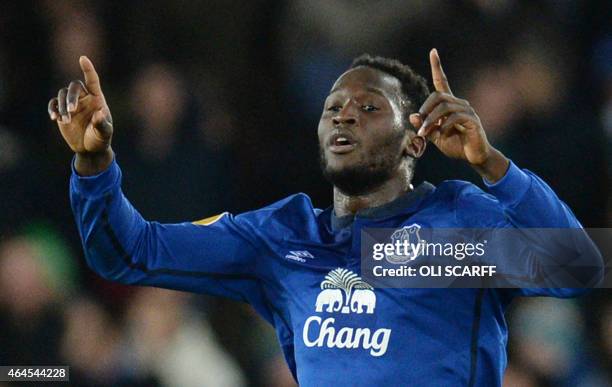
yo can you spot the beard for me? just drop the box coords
[320,130,409,196]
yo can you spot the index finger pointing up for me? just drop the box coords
[429,48,452,95]
[79,56,103,96]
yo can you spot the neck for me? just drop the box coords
[333,164,413,217]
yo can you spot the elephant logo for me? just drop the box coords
[315,289,343,313]
[304,269,390,357]
[350,289,376,314]
[315,268,376,314]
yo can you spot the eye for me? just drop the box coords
[362,105,379,112]
[327,106,341,112]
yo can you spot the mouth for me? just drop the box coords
[328,131,357,154]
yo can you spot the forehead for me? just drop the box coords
[330,66,402,99]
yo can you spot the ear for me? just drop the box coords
[402,130,426,159]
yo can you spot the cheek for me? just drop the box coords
[317,119,328,145]
[366,126,405,154]
[367,116,401,140]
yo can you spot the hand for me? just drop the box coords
[409,49,508,182]
[48,56,114,175]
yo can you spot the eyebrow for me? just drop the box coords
[328,86,387,98]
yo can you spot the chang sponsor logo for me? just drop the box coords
[302,268,391,357]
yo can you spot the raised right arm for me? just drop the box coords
[69,156,264,302]
[50,57,268,308]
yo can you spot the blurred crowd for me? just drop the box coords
[0,1,610,386]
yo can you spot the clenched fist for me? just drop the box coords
[48,56,114,176]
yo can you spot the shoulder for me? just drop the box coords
[434,180,507,227]
[235,192,319,231]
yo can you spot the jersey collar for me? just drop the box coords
[329,181,436,231]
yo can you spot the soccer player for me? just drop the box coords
[48,49,603,386]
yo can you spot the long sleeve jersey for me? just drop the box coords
[69,157,603,386]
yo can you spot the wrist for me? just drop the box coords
[471,147,509,183]
[75,148,114,176]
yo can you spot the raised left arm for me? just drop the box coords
[414,49,604,295]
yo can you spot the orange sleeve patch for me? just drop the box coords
[192,212,227,226]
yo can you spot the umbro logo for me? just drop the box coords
[285,250,314,263]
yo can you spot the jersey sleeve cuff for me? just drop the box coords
[70,155,121,197]
[483,160,531,207]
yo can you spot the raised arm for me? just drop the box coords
[412,49,603,295]
[49,58,271,316]
[69,160,265,300]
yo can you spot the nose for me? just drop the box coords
[332,103,358,127]
[333,116,356,126]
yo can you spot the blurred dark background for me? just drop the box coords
[0,1,610,386]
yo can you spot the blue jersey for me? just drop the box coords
[69,158,603,386]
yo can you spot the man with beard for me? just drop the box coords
[49,49,602,386]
